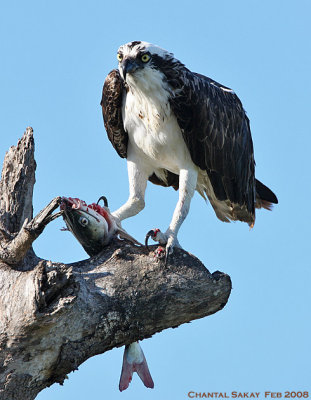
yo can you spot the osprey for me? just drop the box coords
[101,41,278,259]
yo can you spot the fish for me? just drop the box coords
[60,196,154,391]
[60,196,141,255]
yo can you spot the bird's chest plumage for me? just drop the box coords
[122,75,190,173]
[123,84,171,156]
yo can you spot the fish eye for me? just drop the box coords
[79,216,88,226]
[117,53,123,62]
[141,53,151,63]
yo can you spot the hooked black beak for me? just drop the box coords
[121,58,140,80]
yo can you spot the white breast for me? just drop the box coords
[122,68,193,175]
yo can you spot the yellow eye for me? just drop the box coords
[117,53,123,62]
[141,53,150,63]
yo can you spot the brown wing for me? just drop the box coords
[101,69,128,158]
[172,70,256,216]
[152,53,256,220]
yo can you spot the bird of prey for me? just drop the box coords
[101,41,278,260]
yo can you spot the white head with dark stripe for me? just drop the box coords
[117,41,177,88]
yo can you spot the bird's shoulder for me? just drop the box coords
[164,63,244,112]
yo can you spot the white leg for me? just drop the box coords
[165,168,198,248]
[148,167,198,256]
[112,158,150,223]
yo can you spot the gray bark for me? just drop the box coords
[0,128,232,400]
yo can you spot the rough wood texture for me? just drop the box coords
[0,127,36,235]
[0,129,232,400]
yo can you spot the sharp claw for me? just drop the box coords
[164,245,173,266]
[97,196,108,207]
[145,230,155,249]
[165,250,169,266]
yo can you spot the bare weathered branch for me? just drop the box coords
[0,197,62,266]
[0,130,232,400]
[0,240,231,400]
[0,127,36,236]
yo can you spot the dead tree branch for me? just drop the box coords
[0,129,232,400]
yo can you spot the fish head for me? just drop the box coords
[60,197,116,256]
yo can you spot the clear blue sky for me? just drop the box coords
[1,1,310,399]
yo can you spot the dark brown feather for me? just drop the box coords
[101,69,128,158]
[255,179,278,210]
[148,171,179,191]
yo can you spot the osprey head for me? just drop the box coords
[117,41,174,82]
